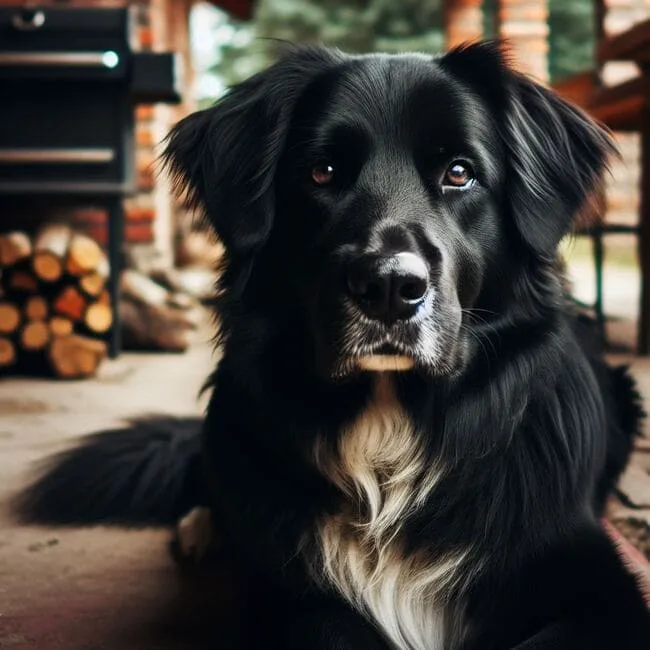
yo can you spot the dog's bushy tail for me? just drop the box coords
[14,415,203,527]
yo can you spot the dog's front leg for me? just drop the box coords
[170,506,218,565]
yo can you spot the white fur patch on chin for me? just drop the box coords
[357,355,415,372]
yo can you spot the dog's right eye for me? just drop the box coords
[311,163,335,186]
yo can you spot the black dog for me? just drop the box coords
[18,42,650,649]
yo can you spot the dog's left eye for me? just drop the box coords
[442,161,475,189]
[311,163,335,186]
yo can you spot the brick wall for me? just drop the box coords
[497,0,549,82]
[444,0,483,48]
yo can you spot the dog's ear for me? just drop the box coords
[162,45,341,277]
[502,72,616,257]
[441,41,616,258]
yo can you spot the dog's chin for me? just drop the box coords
[326,334,468,382]
[329,350,443,381]
[356,355,415,372]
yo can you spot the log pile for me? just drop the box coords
[120,268,203,352]
[0,226,208,378]
[0,226,110,378]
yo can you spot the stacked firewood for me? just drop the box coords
[119,267,205,352]
[0,226,211,379]
[0,226,110,378]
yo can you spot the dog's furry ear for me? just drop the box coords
[441,41,616,258]
[503,74,616,257]
[161,45,340,279]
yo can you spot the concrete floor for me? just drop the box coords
[0,333,229,650]
[0,306,649,649]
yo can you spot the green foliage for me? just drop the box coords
[197,0,446,101]
[255,0,444,54]
[194,0,597,104]
[548,0,596,82]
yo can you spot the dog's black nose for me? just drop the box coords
[346,252,429,322]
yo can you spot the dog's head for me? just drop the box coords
[163,42,613,380]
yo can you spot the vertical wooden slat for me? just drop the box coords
[638,103,650,354]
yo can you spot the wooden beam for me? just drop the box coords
[598,17,650,64]
[639,109,650,354]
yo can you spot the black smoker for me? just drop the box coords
[0,5,182,356]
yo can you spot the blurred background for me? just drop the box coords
[190,0,595,100]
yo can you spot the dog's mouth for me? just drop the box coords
[315,294,465,380]
[326,306,465,380]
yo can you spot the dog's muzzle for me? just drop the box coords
[342,251,432,373]
[345,252,430,324]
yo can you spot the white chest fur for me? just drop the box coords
[310,377,467,650]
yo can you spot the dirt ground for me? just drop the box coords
[1,267,650,648]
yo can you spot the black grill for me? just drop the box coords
[0,5,181,356]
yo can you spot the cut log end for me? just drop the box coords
[9,271,39,293]
[49,316,73,337]
[0,337,16,367]
[0,302,20,334]
[79,271,108,297]
[48,334,107,379]
[54,286,87,322]
[67,234,105,276]
[32,224,72,282]
[25,296,48,321]
[33,252,64,283]
[21,321,51,351]
[84,302,113,334]
[0,232,32,267]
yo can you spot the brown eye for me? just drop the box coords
[311,163,335,185]
[443,161,475,188]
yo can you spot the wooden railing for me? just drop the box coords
[552,18,650,354]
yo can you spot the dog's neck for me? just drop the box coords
[310,372,469,650]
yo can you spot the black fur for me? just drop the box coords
[17,42,650,649]
[16,416,203,526]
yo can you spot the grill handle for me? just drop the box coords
[0,149,115,164]
[0,51,121,68]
